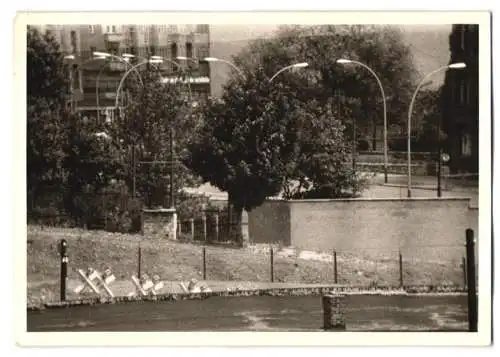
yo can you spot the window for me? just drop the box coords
[186,42,193,58]
[196,24,209,33]
[112,25,116,33]
[459,79,465,104]
[90,46,96,54]
[197,44,209,59]
[460,25,466,50]
[171,42,178,60]
[88,25,95,34]
[461,133,472,157]
[70,30,77,53]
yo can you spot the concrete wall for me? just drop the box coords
[249,198,478,261]
[247,200,291,246]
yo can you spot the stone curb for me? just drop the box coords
[27,284,467,311]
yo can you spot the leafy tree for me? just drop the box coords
[26,26,69,211]
[116,66,201,208]
[185,67,302,244]
[63,116,126,225]
[235,25,418,150]
[388,87,446,154]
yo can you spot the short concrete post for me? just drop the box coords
[202,215,207,241]
[322,294,346,331]
[190,218,195,240]
[214,214,219,241]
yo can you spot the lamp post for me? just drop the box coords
[406,62,466,198]
[336,59,388,184]
[114,56,191,203]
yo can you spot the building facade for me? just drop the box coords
[441,24,479,174]
[34,24,211,123]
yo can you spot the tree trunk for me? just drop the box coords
[227,194,244,246]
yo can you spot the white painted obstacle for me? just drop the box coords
[74,267,116,298]
[128,274,164,297]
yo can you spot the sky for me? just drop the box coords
[209,24,452,42]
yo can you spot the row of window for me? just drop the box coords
[87,24,209,34]
[452,77,476,106]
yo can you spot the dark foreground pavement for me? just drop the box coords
[27,294,467,332]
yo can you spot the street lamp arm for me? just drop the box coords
[269,64,302,82]
[407,64,450,197]
[214,58,246,79]
[115,60,151,108]
[339,59,388,183]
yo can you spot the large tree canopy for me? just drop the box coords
[185,25,418,244]
[27,27,69,209]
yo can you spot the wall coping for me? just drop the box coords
[263,197,472,203]
[143,208,177,213]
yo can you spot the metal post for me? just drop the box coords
[137,245,142,279]
[132,144,136,197]
[333,250,338,284]
[352,119,356,171]
[202,247,206,280]
[462,256,467,290]
[465,229,477,332]
[437,116,443,197]
[399,251,404,289]
[270,247,274,283]
[59,239,68,301]
[169,127,175,208]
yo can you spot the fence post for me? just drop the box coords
[270,246,274,283]
[202,247,207,280]
[322,294,346,331]
[333,250,338,284]
[137,245,142,279]
[465,229,477,332]
[214,214,219,241]
[59,239,68,301]
[399,250,404,289]
[202,215,207,242]
[178,220,182,236]
[462,256,467,290]
[190,218,195,240]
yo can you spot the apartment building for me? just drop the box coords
[441,24,479,174]
[36,24,211,123]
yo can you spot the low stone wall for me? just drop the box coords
[249,198,477,263]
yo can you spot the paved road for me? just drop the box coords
[28,294,468,332]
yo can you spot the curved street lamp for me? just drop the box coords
[269,62,309,82]
[114,58,164,109]
[406,62,467,198]
[336,58,389,184]
[204,57,246,79]
[203,57,308,83]
[63,55,107,113]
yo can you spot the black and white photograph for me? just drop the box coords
[14,10,492,346]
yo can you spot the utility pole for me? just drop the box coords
[169,127,175,208]
[437,115,443,198]
[132,142,136,197]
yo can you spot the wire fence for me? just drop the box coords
[27,225,477,303]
